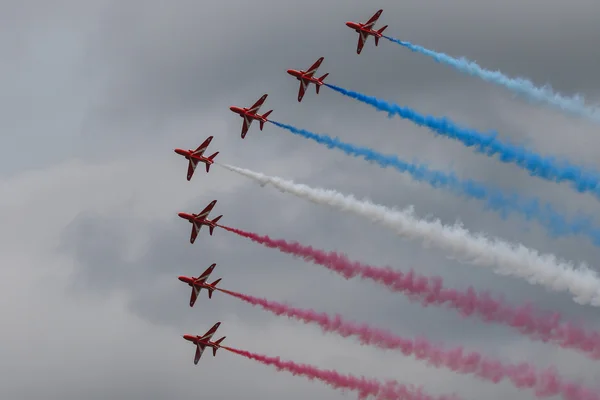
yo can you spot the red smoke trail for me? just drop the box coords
[218,287,599,400]
[221,345,459,400]
[217,224,600,361]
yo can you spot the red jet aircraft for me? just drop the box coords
[345,9,387,54]
[178,200,222,244]
[287,57,329,102]
[178,263,222,307]
[183,322,226,364]
[229,94,273,139]
[174,136,219,181]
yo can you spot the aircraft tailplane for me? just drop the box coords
[316,73,329,94]
[375,25,388,46]
[206,152,219,172]
[208,278,222,298]
[209,215,223,235]
[260,110,273,130]
[213,337,226,356]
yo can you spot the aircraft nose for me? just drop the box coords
[345,22,352,27]
[286,69,294,75]
[178,212,186,219]
[229,106,235,112]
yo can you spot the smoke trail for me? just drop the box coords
[269,119,600,245]
[324,82,600,199]
[383,36,600,123]
[217,224,600,360]
[217,163,600,307]
[223,346,458,400]
[220,288,599,400]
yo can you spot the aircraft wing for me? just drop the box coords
[195,200,217,220]
[357,32,367,54]
[193,136,213,157]
[298,79,308,102]
[196,263,216,283]
[241,116,252,138]
[187,159,198,181]
[190,222,200,244]
[248,94,268,114]
[190,286,199,307]
[304,57,324,77]
[200,322,221,341]
[363,9,383,29]
[194,342,206,364]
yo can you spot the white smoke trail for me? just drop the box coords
[219,163,600,307]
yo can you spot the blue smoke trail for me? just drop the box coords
[269,119,600,245]
[383,36,600,123]
[324,82,600,199]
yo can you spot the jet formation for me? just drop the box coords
[173,9,386,365]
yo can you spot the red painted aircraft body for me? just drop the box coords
[178,200,222,244]
[345,9,387,54]
[174,136,219,181]
[178,263,222,307]
[183,322,226,364]
[286,57,329,102]
[229,94,273,138]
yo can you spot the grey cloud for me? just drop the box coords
[81,0,600,129]
[5,0,600,399]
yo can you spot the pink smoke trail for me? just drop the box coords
[217,224,600,361]
[222,345,460,400]
[219,288,599,400]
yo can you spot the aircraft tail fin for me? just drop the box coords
[260,110,273,130]
[209,215,223,235]
[208,278,222,298]
[206,152,219,172]
[213,337,226,356]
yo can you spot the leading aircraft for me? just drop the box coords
[229,94,273,139]
[345,9,387,54]
[178,263,222,307]
[174,136,219,181]
[287,57,329,102]
[183,322,226,365]
[178,200,222,244]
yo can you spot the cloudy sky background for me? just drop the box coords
[2,0,600,399]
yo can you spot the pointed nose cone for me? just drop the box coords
[286,69,294,75]
[178,212,187,219]
[229,106,235,112]
[178,276,187,282]
[345,21,352,27]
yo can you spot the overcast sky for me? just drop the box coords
[2,1,600,399]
